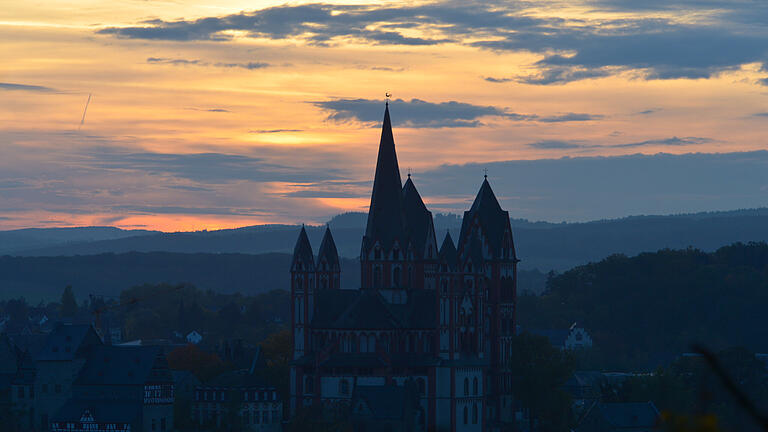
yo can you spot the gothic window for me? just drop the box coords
[463,406,468,425]
[463,378,469,396]
[393,267,401,288]
[374,247,382,260]
[472,403,478,424]
[374,266,382,289]
[473,377,478,395]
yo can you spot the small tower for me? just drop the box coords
[290,226,315,360]
[316,226,341,290]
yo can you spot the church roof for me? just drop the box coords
[317,226,340,271]
[312,289,436,330]
[458,178,514,260]
[291,226,315,271]
[438,232,458,270]
[402,176,435,258]
[363,104,407,253]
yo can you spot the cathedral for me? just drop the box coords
[289,103,518,431]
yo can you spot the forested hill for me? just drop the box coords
[6,208,768,271]
[0,252,547,302]
[518,242,768,370]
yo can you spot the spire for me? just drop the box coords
[291,226,315,271]
[402,176,435,258]
[363,104,406,253]
[317,226,340,272]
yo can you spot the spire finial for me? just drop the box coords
[407,167,412,178]
[483,168,488,179]
[385,92,392,106]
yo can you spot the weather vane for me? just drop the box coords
[385,92,392,105]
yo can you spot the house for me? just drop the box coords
[351,384,422,432]
[576,402,660,432]
[193,370,282,431]
[50,344,175,432]
[32,323,103,430]
[186,331,203,345]
[289,103,519,431]
[527,322,593,350]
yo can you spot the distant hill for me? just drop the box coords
[8,208,768,271]
[0,226,159,255]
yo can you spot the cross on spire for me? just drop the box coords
[483,168,488,178]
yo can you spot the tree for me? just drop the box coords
[60,285,78,317]
[167,344,228,382]
[507,333,575,432]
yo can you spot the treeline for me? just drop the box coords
[518,242,768,370]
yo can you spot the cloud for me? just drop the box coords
[0,82,57,93]
[753,112,768,117]
[147,57,269,70]
[483,76,513,83]
[249,129,304,133]
[537,113,604,123]
[528,136,712,150]
[637,108,661,115]
[313,98,602,128]
[528,140,584,149]
[186,107,231,113]
[101,2,768,85]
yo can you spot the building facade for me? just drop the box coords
[289,104,519,431]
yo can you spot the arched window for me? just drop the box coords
[393,267,401,287]
[374,266,382,289]
[463,406,468,425]
[473,377,478,395]
[463,378,469,396]
[472,403,478,424]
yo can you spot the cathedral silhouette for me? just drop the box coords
[290,103,518,431]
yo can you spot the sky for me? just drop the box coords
[1,0,768,231]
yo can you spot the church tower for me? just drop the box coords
[290,226,315,360]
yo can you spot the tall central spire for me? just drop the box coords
[363,103,406,253]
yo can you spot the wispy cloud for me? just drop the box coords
[146,57,269,70]
[0,82,57,93]
[527,136,712,149]
[249,129,304,133]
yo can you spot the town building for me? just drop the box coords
[289,103,519,431]
[193,370,282,431]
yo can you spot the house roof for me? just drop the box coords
[36,324,102,361]
[74,345,171,386]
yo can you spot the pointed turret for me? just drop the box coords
[438,231,458,271]
[458,178,516,261]
[317,226,340,272]
[291,226,315,272]
[363,104,406,255]
[402,176,437,259]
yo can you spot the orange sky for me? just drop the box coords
[1,0,767,231]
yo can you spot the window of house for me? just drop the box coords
[473,377,478,395]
